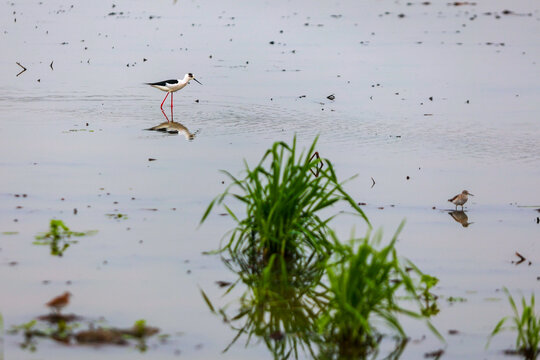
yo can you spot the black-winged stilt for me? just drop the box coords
[146,73,202,119]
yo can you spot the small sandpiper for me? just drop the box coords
[45,291,72,313]
[448,190,473,210]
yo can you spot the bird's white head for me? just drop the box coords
[185,73,202,85]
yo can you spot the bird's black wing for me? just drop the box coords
[146,79,178,86]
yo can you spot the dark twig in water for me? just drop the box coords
[50,61,54,70]
[16,62,27,76]
[309,151,323,177]
[424,348,444,359]
[515,252,526,265]
[371,177,376,188]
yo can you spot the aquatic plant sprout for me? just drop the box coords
[34,220,97,257]
[488,288,540,359]
[35,220,96,241]
[201,136,369,259]
[318,224,442,357]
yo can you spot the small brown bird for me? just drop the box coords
[448,190,474,210]
[45,292,72,313]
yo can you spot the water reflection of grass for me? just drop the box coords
[203,228,441,359]
[201,137,442,359]
[209,253,326,358]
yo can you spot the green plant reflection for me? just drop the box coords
[204,250,326,359]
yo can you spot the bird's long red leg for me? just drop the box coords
[161,108,170,122]
[160,92,170,110]
[171,92,174,121]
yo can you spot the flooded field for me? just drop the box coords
[1,0,540,359]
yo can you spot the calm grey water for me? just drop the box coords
[1,0,540,359]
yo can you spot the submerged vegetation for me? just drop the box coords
[201,137,442,358]
[489,288,540,359]
[9,290,159,352]
[34,219,97,257]
[9,316,159,352]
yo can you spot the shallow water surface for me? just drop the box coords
[1,0,540,359]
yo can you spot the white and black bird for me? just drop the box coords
[146,73,202,114]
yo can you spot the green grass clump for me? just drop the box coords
[201,136,368,260]
[488,288,540,359]
[34,219,96,256]
[200,137,442,358]
[318,224,440,357]
[419,274,440,317]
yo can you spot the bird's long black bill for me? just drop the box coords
[193,78,202,85]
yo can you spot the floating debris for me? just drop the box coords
[309,151,323,177]
[105,213,128,220]
[424,349,444,358]
[16,62,27,76]
[449,2,476,6]
[11,314,159,351]
[76,328,128,345]
[513,252,527,265]
[215,281,232,287]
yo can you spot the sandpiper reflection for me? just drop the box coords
[146,121,198,141]
[449,210,473,228]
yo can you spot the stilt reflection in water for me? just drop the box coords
[146,121,198,141]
